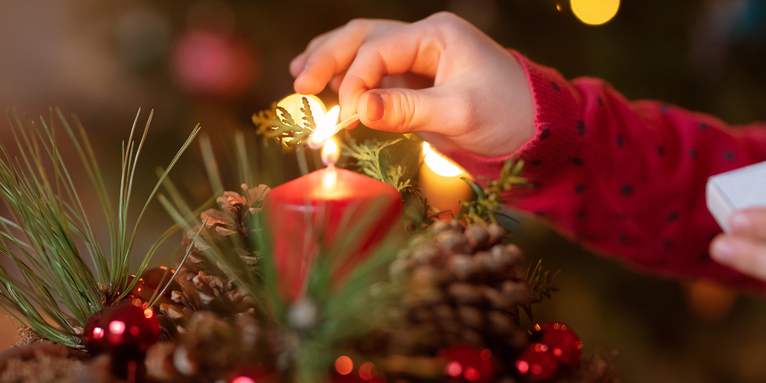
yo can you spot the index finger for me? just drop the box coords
[337,23,443,121]
[293,19,404,95]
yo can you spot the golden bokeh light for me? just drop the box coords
[277,93,326,122]
[570,0,620,25]
[335,356,353,375]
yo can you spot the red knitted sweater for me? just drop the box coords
[445,52,766,291]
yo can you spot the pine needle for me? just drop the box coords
[458,158,526,224]
[0,109,200,347]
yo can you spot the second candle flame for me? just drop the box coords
[322,138,339,188]
[321,138,340,167]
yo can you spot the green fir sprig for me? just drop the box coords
[343,139,413,192]
[0,109,199,347]
[521,259,559,320]
[251,97,318,147]
[459,158,526,224]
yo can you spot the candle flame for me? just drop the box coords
[322,138,340,166]
[423,142,463,177]
[308,105,340,149]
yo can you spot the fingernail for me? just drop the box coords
[711,238,736,263]
[366,92,385,121]
[730,212,751,233]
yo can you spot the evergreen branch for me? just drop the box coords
[300,97,317,130]
[343,138,413,191]
[252,98,314,147]
[386,165,412,192]
[0,109,200,347]
[458,158,526,224]
[120,122,201,286]
[521,259,560,320]
[199,134,224,196]
[235,131,253,187]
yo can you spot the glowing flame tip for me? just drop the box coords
[322,138,340,166]
[423,142,463,177]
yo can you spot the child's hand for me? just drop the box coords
[711,208,766,280]
[289,12,536,158]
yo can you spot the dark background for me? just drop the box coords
[1,1,766,382]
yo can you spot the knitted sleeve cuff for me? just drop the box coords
[446,51,583,179]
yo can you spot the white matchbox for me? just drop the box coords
[707,161,766,232]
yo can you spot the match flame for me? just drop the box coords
[423,142,463,177]
[321,138,340,167]
[308,105,340,149]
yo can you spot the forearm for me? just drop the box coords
[447,52,766,290]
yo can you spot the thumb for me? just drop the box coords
[357,88,458,134]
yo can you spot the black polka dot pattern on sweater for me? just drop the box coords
[577,121,586,135]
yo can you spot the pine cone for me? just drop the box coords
[157,184,268,333]
[145,312,273,383]
[385,221,529,358]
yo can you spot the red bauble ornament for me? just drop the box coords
[228,366,273,383]
[83,302,161,360]
[104,302,161,359]
[437,345,495,383]
[171,30,257,99]
[533,323,583,371]
[127,275,154,302]
[83,310,107,355]
[140,267,181,298]
[515,343,559,382]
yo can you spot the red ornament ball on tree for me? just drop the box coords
[228,366,273,383]
[172,30,256,99]
[83,302,161,360]
[533,323,583,370]
[437,344,495,383]
[515,343,559,382]
[140,267,181,298]
[83,310,107,355]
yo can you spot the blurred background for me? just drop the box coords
[1,0,766,382]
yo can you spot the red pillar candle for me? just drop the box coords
[266,140,402,301]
